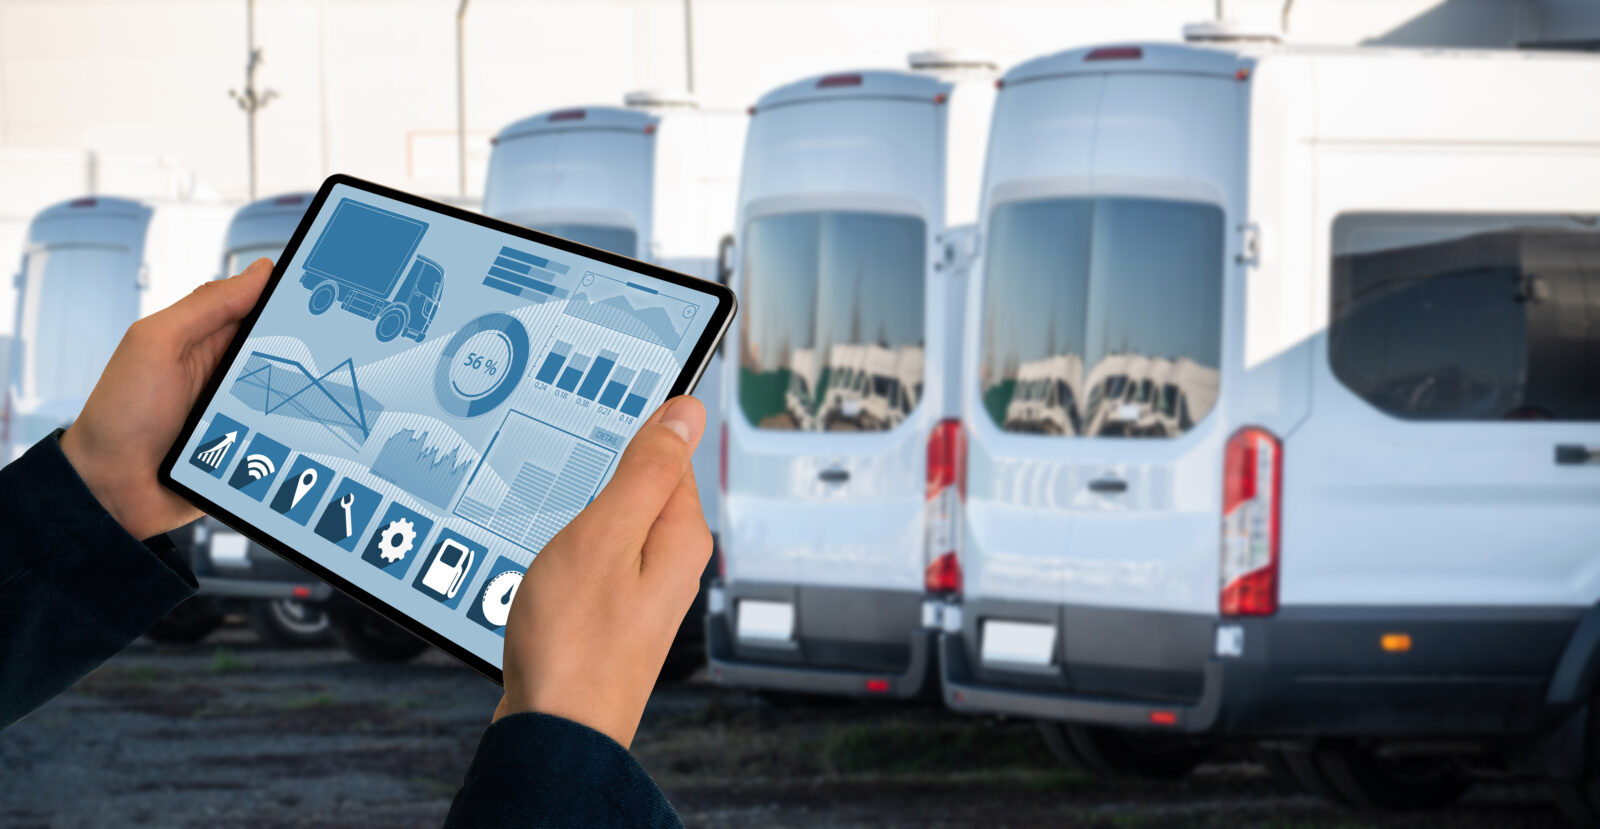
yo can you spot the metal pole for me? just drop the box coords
[229,0,274,201]
[246,0,256,200]
[683,0,695,93]
[457,0,470,199]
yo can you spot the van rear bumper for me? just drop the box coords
[940,603,1588,738]
[705,582,934,699]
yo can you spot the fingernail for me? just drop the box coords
[245,257,272,275]
[658,398,703,445]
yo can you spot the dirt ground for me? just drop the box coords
[0,630,1570,828]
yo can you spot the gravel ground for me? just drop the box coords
[0,630,1570,828]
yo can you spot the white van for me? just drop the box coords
[6,197,151,458]
[934,39,1600,812]
[484,92,743,678]
[708,53,995,698]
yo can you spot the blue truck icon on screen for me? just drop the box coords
[301,198,444,343]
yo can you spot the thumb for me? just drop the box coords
[574,396,705,550]
[158,257,273,338]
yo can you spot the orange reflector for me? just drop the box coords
[1149,710,1178,726]
[1381,633,1412,652]
[291,586,311,598]
[865,678,890,694]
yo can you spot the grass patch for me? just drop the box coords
[279,693,338,710]
[825,720,1057,776]
[208,647,252,674]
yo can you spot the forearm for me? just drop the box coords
[445,712,683,828]
[0,431,198,729]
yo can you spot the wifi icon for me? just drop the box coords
[243,453,276,481]
[227,434,290,501]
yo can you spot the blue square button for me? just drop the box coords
[226,433,290,501]
[313,477,382,551]
[361,503,434,579]
[269,455,335,525]
[190,414,248,479]
[466,556,524,636]
[411,530,488,609]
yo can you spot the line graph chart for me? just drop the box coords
[564,272,698,350]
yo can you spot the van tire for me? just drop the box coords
[1281,747,1356,804]
[1252,746,1307,793]
[1062,724,1211,779]
[374,305,408,343]
[246,599,332,647]
[1310,742,1471,810]
[308,282,337,314]
[1553,697,1600,826]
[1036,721,1092,770]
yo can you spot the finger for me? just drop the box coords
[572,396,705,550]
[640,467,710,588]
[156,257,273,339]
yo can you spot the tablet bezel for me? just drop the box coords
[159,173,737,685]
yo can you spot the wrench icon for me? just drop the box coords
[337,492,355,539]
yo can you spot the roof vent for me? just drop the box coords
[623,89,699,110]
[908,48,999,77]
[1182,19,1283,44]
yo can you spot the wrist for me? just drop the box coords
[59,427,148,539]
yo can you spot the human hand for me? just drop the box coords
[60,258,273,540]
[494,395,711,748]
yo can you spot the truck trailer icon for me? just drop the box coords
[300,198,444,343]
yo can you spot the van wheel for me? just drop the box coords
[1302,742,1471,810]
[1252,746,1307,793]
[144,596,224,644]
[1553,696,1600,826]
[374,305,408,342]
[246,599,332,647]
[328,606,427,663]
[308,282,337,314]
[1063,724,1211,779]
[1036,721,1091,770]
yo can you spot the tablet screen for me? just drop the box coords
[168,180,727,671]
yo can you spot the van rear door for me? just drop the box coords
[725,90,944,603]
[965,68,1241,700]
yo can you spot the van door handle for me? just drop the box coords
[818,467,850,484]
[1556,445,1600,466]
[1088,477,1127,494]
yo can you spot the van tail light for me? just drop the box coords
[1220,427,1281,616]
[816,73,863,88]
[925,419,965,595]
[548,108,586,122]
[1085,46,1143,62]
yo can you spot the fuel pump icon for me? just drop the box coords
[418,536,477,602]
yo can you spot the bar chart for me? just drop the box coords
[534,340,664,417]
[482,245,573,302]
[453,410,618,556]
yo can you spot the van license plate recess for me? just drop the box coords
[210,531,250,567]
[981,619,1056,667]
[736,599,795,642]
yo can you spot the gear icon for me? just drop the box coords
[376,518,417,563]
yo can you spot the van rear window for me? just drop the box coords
[1331,214,1600,421]
[737,211,926,431]
[978,197,1224,438]
[532,223,637,259]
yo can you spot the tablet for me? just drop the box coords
[161,175,735,682]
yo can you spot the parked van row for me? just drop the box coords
[698,37,1600,821]
[10,29,1599,822]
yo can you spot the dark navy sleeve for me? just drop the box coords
[445,712,683,828]
[0,431,198,729]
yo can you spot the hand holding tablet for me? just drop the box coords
[160,175,735,683]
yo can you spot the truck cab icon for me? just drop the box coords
[300,198,443,343]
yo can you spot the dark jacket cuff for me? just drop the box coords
[445,712,682,828]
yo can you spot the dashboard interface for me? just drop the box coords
[169,181,725,670]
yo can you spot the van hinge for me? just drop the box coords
[1236,222,1260,266]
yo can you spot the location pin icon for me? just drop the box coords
[290,468,318,509]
